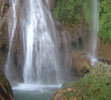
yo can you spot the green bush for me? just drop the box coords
[99,0,111,43]
[53,0,93,33]
[53,0,82,31]
[83,0,92,25]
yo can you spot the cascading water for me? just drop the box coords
[5,0,68,88]
[23,0,61,84]
[89,0,99,63]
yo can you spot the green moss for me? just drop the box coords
[62,62,111,100]
[83,0,93,25]
[81,65,90,75]
[62,81,75,88]
[63,90,75,99]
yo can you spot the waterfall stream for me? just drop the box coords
[89,0,99,64]
[22,0,61,84]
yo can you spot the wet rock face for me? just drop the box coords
[98,38,111,61]
[0,1,14,99]
[55,20,91,78]
[0,0,24,84]
[0,0,9,17]
[0,0,9,69]
[49,0,56,10]
[0,68,14,100]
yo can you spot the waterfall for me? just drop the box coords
[5,0,68,86]
[89,0,99,63]
[23,0,60,84]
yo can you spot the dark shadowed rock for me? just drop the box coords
[0,0,9,69]
[0,0,24,83]
[0,68,14,100]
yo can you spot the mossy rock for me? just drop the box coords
[72,52,91,77]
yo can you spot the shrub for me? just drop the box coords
[99,0,111,43]
[53,0,82,31]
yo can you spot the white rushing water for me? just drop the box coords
[89,0,99,64]
[5,0,67,90]
[23,0,61,84]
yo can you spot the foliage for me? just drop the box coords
[62,62,111,100]
[54,0,111,43]
[53,0,82,31]
[82,0,93,25]
[99,0,111,43]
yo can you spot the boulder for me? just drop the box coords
[72,51,91,76]
[0,68,14,100]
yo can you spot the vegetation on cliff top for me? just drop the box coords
[53,0,83,32]
[53,0,94,32]
[99,0,111,43]
[54,0,111,43]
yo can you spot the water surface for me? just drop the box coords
[14,92,53,100]
[13,84,61,100]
